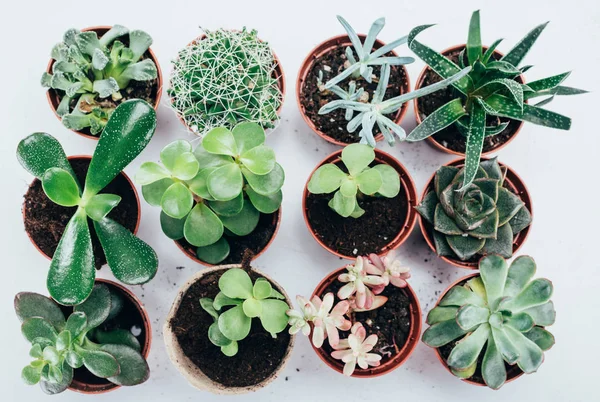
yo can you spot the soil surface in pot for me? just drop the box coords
[320,279,412,368]
[300,45,408,144]
[416,49,521,153]
[170,270,291,387]
[176,211,278,265]
[23,158,138,268]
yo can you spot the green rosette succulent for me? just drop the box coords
[422,255,555,389]
[416,158,531,261]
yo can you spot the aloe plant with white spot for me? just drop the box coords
[41,26,157,135]
[422,255,555,389]
[17,100,158,306]
[406,10,587,189]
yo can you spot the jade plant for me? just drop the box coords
[169,28,282,136]
[42,25,157,135]
[415,158,531,261]
[406,10,587,189]
[17,100,158,305]
[307,144,399,218]
[199,268,290,356]
[136,122,284,264]
[16,283,150,394]
[422,255,555,389]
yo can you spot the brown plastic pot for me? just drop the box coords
[418,157,533,269]
[175,207,282,267]
[171,33,285,134]
[68,278,152,394]
[297,34,410,146]
[413,44,525,155]
[22,155,141,261]
[428,273,523,387]
[45,26,163,140]
[163,264,295,394]
[310,266,421,377]
[302,149,418,260]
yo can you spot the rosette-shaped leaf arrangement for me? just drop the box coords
[416,158,531,261]
[422,255,555,389]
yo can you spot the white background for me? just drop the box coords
[1,0,599,401]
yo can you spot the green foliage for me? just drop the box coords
[406,10,586,189]
[41,26,157,135]
[17,100,158,305]
[308,144,400,218]
[199,268,289,356]
[169,28,282,136]
[416,158,531,261]
[15,284,150,394]
[137,122,284,264]
[422,255,555,389]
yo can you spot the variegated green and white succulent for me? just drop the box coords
[41,26,157,135]
[407,10,586,189]
[422,255,555,389]
[416,158,531,262]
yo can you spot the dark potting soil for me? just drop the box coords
[22,158,138,269]
[170,270,291,387]
[320,279,412,368]
[299,45,408,144]
[416,48,521,153]
[177,210,278,265]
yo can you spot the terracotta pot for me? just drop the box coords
[22,155,141,261]
[297,34,410,146]
[428,273,524,386]
[68,278,152,394]
[310,266,421,377]
[418,157,533,269]
[45,26,163,140]
[413,44,525,155]
[175,207,282,267]
[302,149,418,259]
[171,33,285,134]
[163,264,295,394]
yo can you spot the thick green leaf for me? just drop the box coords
[220,202,260,236]
[480,223,514,258]
[446,234,485,260]
[373,164,400,197]
[481,334,506,390]
[341,144,375,176]
[200,297,219,319]
[356,168,382,195]
[208,322,233,347]
[474,79,524,112]
[243,298,262,317]
[486,95,571,130]
[415,190,438,224]
[422,319,468,347]
[207,163,244,201]
[259,299,290,335]
[340,178,357,198]
[193,145,232,169]
[171,152,200,181]
[246,187,282,214]
[501,278,553,312]
[523,302,556,326]
[65,312,87,338]
[242,163,285,196]
[505,327,544,373]
[142,178,174,207]
[408,99,466,142]
[39,364,72,395]
[466,277,487,300]
[17,133,78,183]
[196,237,230,264]
[501,22,548,67]
[94,329,141,352]
[14,293,65,328]
[524,327,555,351]
[80,348,120,378]
[506,312,534,332]
[426,306,458,325]
[466,10,482,66]
[307,164,346,194]
[221,341,238,356]
[161,182,194,219]
[183,204,224,247]
[440,286,486,307]
[240,145,276,175]
[456,305,490,330]
[496,187,525,225]
[253,278,272,300]
[213,292,242,310]
[526,71,571,93]
[328,190,356,218]
[459,103,486,190]
[208,192,244,217]
[21,318,58,343]
[102,344,149,386]
[479,254,508,306]
[160,140,193,171]
[434,205,463,236]
[202,127,238,156]
[505,255,536,297]
[509,204,532,234]
[85,194,121,222]
[187,168,216,200]
[219,269,253,299]
[42,168,81,207]
[74,283,111,330]
[448,324,490,370]
[218,305,251,341]
[160,211,185,240]
[22,365,42,385]
[232,122,265,154]
[136,162,171,185]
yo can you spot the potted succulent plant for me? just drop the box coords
[303,143,417,259]
[169,27,284,136]
[136,122,282,265]
[18,100,159,305]
[42,25,162,139]
[416,157,532,269]
[16,280,151,395]
[163,264,294,394]
[422,254,555,389]
[406,11,586,188]
[288,252,420,377]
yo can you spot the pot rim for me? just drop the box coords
[309,265,422,377]
[417,157,533,269]
[22,155,141,261]
[163,264,295,394]
[45,26,163,141]
[68,278,152,394]
[302,148,418,260]
[413,44,525,156]
[296,34,411,147]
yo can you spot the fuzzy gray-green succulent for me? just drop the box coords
[422,255,555,389]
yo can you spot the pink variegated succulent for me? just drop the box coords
[331,322,382,376]
[337,256,385,309]
[366,251,411,294]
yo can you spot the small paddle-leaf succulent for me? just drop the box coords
[307,144,400,218]
[41,25,157,135]
[406,10,587,189]
[199,268,290,356]
[416,158,532,261]
[17,100,158,306]
[331,322,382,376]
[136,122,284,264]
[16,283,150,395]
[422,255,555,389]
